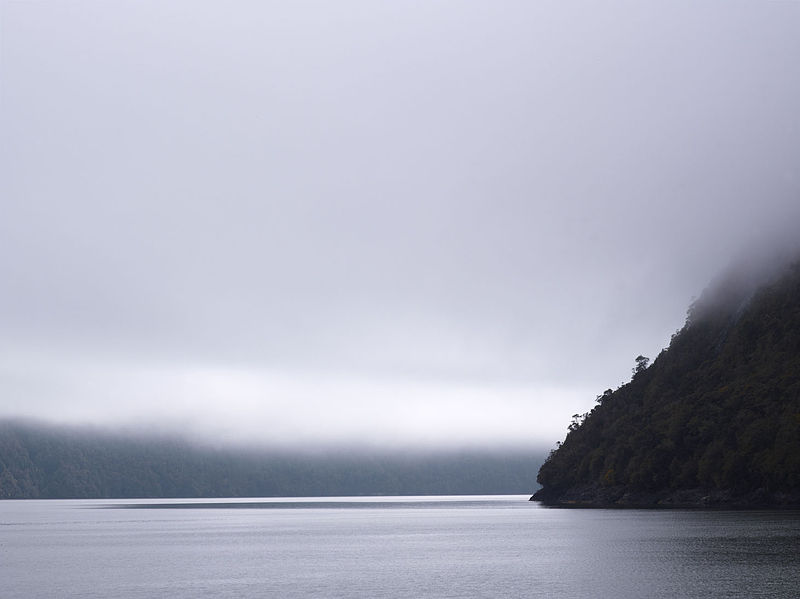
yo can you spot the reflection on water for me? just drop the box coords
[3,496,800,598]
[106,496,515,510]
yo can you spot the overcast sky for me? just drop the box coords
[2,1,799,449]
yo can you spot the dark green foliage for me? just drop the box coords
[0,422,544,499]
[536,261,800,505]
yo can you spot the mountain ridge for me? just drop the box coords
[532,259,800,507]
[0,420,542,499]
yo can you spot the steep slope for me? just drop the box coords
[533,260,800,507]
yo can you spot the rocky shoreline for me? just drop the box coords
[530,484,800,509]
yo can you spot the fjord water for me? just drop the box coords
[3,496,799,598]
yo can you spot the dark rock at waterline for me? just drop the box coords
[530,484,800,508]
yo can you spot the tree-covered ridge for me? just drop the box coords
[534,260,800,507]
[0,422,542,499]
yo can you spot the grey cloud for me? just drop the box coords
[1,1,799,446]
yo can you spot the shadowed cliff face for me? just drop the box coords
[533,259,800,507]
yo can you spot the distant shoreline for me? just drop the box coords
[0,420,544,499]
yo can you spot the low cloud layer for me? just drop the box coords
[2,1,799,447]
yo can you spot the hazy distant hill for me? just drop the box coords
[0,421,542,499]
[533,260,800,507]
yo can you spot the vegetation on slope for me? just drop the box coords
[534,260,800,507]
[0,422,542,499]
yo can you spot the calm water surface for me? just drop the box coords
[3,495,799,598]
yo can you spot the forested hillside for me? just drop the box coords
[533,260,800,507]
[0,422,541,499]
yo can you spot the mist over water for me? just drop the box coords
[2,1,799,448]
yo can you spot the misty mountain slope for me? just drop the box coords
[533,260,800,507]
[0,422,543,499]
